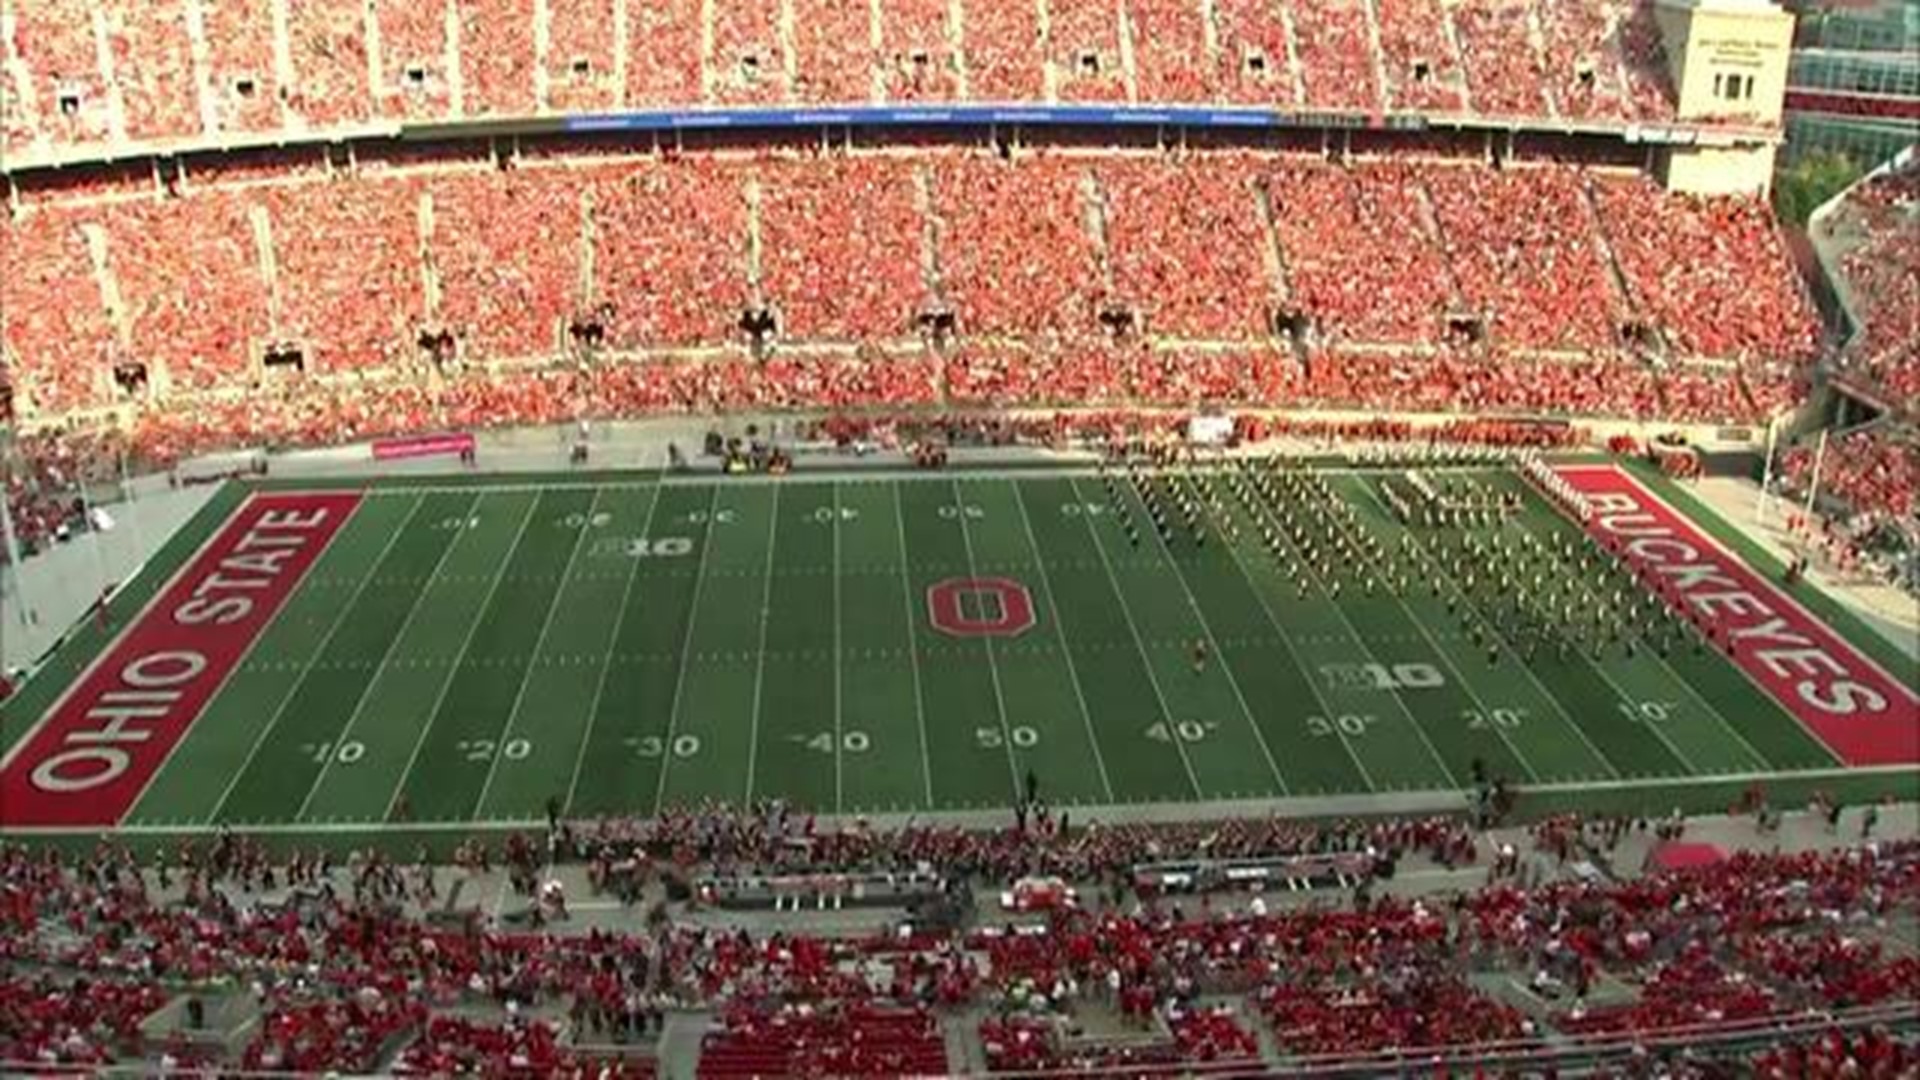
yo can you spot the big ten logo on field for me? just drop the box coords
[926,578,1037,638]
[1318,662,1445,692]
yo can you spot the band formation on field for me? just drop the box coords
[1,458,1912,836]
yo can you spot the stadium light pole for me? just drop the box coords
[1754,413,1779,525]
[1802,427,1828,522]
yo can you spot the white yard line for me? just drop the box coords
[207,494,425,825]
[650,485,724,814]
[891,484,937,807]
[1067,480,1207,801]
[1499,513,1722,777]
[381,496,542,822]
[1010,481,1116,803]
[1370,476,1623,781]
[742,485,782,804]
[948,478,1028,801]
[294,492,483,821]
[561,485,666,814]
[831,482,845,813]
[472,489,606,817]
[1206,480,1382,793]
[1333,478,1543,783]
[1102,475,1290,796]
[1234,468,1460,789]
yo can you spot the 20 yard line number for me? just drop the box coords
[456,738,531,762]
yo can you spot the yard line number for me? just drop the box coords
[457,738,531,762]
[1307,713,1378,738]
[1463,707,1528,731]
[624,734,702,759]
[976,726,1039,749]
[791,731,871,753]
[303,740,365,765]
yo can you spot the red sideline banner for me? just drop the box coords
[1556,466,1919,766]
[372,431,474,461]
[0,492,361,827]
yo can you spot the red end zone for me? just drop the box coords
[1555,466,1918,766]
[0,492,361,827]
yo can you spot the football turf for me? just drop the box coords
[2,464,1913,836]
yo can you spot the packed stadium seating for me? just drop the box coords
[1825,156,1919,409]
[2,147,1819,438]
[2,821,1912,1074]
[1774,424,1912,534]
[0,0,1693,164]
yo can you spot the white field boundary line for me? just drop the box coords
[1116,474,1291,797]
[650,485,724,815]
[0,485,255,778]
[1011,480,1117,804]
[9,763,1914,838]
[1577,464,1919,705]
[471,489,606,817]
[1334,477,1544,784]
[561,484,667,814]
[1206,477,1384,794]
[294,491,486,821]
[948,477,1030,802]
[380,495,542,822]
[1067,478,1208,801]
[741,484,782,804]
[831,482,845,813]
[891,482,937,807]
[204,494,422,825]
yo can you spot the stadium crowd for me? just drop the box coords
[1825,155,1920,410]
[1,149,1816,432]
[0,0,1689,163]
[0,810,1914,1075]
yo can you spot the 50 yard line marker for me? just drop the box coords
[1011,480,1115,803]
[892,484,936,808]
[949,478,1026,803]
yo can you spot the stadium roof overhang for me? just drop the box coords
[0,104,1782,178]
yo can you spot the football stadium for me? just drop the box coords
[0,0,1916,1074]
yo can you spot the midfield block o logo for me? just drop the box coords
[927,577,1036,638]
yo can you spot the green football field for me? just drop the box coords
[2,462,1912,838]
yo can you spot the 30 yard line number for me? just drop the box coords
[624,734,702,758]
